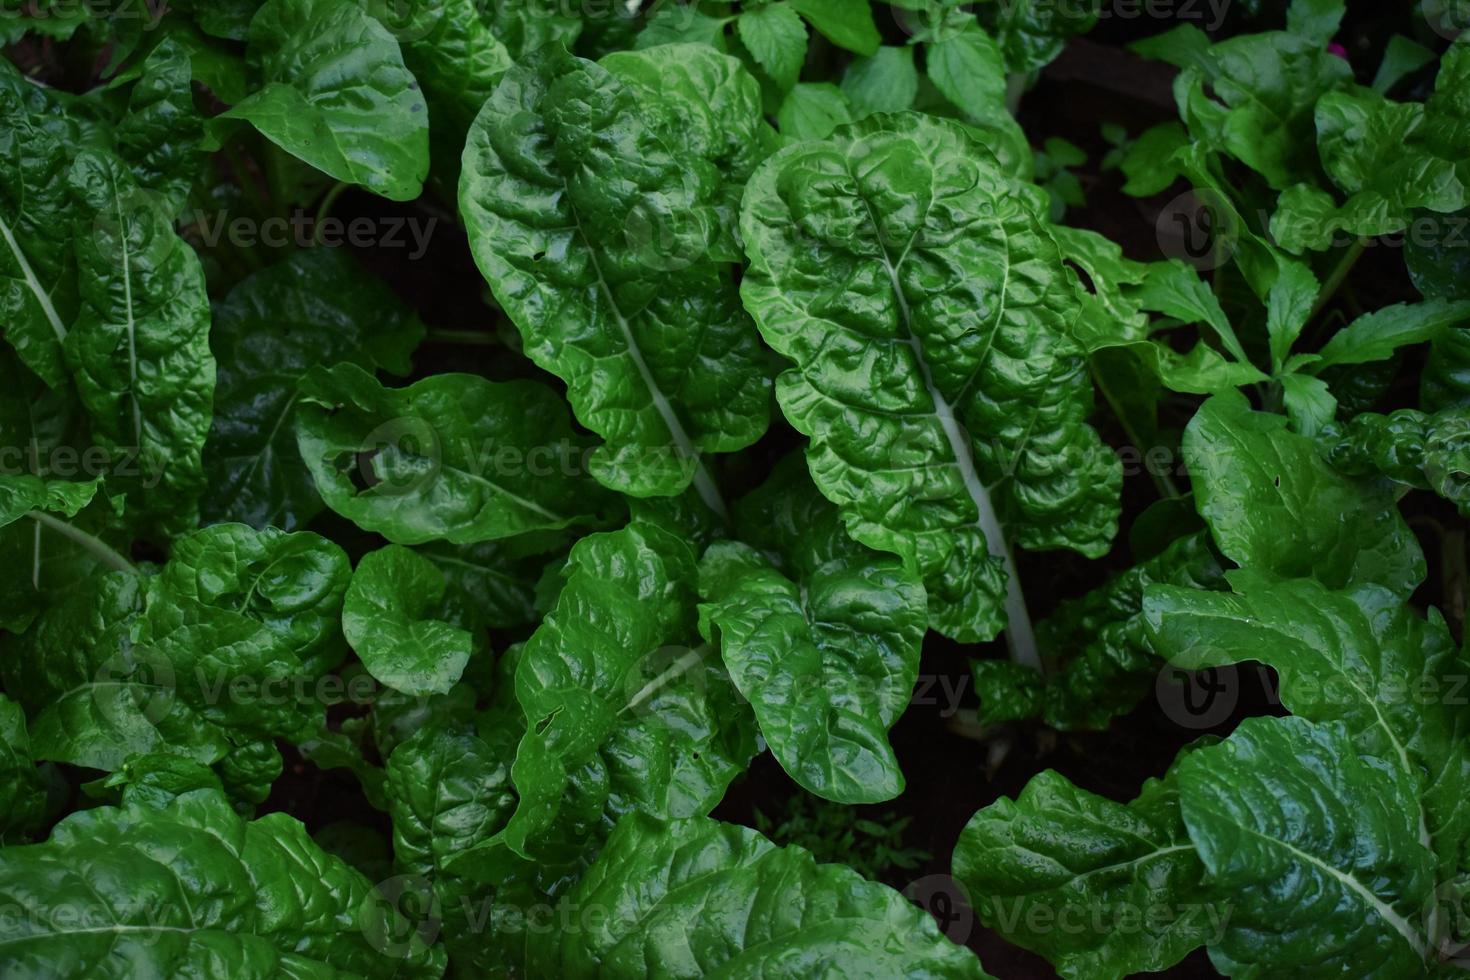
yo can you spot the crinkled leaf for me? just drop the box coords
[215,0,429,200]
[1184,391,1424,597]
[0,788,443,977]
[451,523,757,872]
[1323,406,1470,514]
[295,362,615,545]
[740,112,1119,642]
[344,545,478,697]
[531,813,992,977]
[204,248,424,531]
[698,538,926,803]
[460,46,772,500]
[66,150,214,534]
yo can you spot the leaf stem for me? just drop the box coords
[1004,72,1028,114]
[313,182,349,244]
[26,511,138,575]
[424,328,498,346]
[1307,237,1367,325]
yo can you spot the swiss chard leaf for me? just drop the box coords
[1183,390,1424,597]
[295,362,616,545]
[740,111,1119,649]
[0,787,444,977]
[450,522,757,873]
[460,46,773,507]
[343,544,482,697]
[534,812,993,977]
[215,0,430,201]
[203,248,424,531]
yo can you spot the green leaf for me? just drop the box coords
[112,37,206,214]
[2,524,351,772]
[216,0,430,201]
[385,722,515,878]
[777,81,853,139]
[1323,406,1470,514]
[1280,372,1336,437]
[0,694,47,842]
[295,362,615,545]
[66,150,214,534]
[1147,573,1470,888]
[698,536,926,803]
[530,813,992,977]
[1265,256,1320,372]
[740,112,1119,645]
[0,66,81,389]
[840,45,919,115]
[1372,35,1437,95]
[204,248,424,531]
[451,523,756,871]
[1171,29,1352,189]
[1407,207,1470,303]
[737,3,808,90]
[416,532,571,631]
[927,25,1008,122]
[953,767,1213,979]
[459,46,772,504]
[788,0,880,56]
[980,0,1101,74]
[344,545,477,697]
[1285,0,1345,43]
[0,788,444,977]
[1118,121,1189,197]
[390,0,512,192]
[1310,300,1470,370]
[1183,391,1424,597]
[153,521,351,676]
[1174,717,1434,976]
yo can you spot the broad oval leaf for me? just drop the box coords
[459,45,772,504]
[344,544,477,697]
[0,788,443,977]
[203,248,424,531]
[739,111,1119,642]
[531,813,993,978]
[294,362,617,545]
[218,0,430,201]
